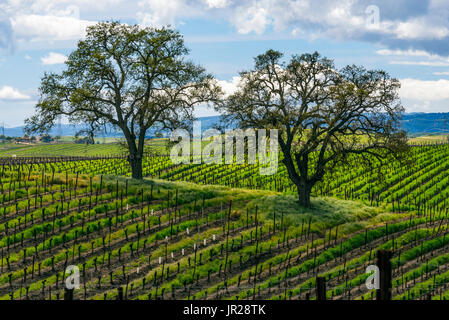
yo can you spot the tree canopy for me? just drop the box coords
[219,50,408,206]
[25,21,221,179]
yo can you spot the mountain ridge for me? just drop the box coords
[2,113,449,137]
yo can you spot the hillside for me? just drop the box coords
[0,170,413,301]
[1,143,449,300]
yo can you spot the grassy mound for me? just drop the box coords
[250,194,404,237]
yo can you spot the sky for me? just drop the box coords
[1,0,449,127]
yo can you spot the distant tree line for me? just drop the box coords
[0,134,54,143]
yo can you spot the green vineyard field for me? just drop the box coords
[1,143,449,300]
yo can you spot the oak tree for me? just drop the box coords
[220,50,408,207]
[25,21,220,179]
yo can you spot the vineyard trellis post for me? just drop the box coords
[64,287,74,300]
[316,276,326,300]
[376,250,392,300]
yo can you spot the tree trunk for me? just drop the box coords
[297,182,312,207]
[129,154,143,179]
[123,130,144,179]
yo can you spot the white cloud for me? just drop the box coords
[0,86,30,100]
[390,60,449,67]
[377,48,449,68]
[0,0,448,55]
[41,52,68,65]
[231,5,269,35]
[376,49,435,58]
[137,0,186,27]
[3,0,449,58]
[3,0,120,13]
[11,14,96,42]
[394,19,449,40]
[395,78,449,112]
[400,78,449,101]
[0,1,101,47]
[216,76,240,96]
[204,0,229,9]
[434,71,449,76]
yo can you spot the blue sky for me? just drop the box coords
[1,0,449,126]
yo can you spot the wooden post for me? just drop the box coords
[117,287,123,300]
[376,250,392,300]
[64,288,74,300]
[316,276,326,300]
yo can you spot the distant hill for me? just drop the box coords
[2,124,97,138]
[1,116,227,138]
[399,113,449,136]
[2,113,449,138]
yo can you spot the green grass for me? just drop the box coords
[248,194,385,236]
